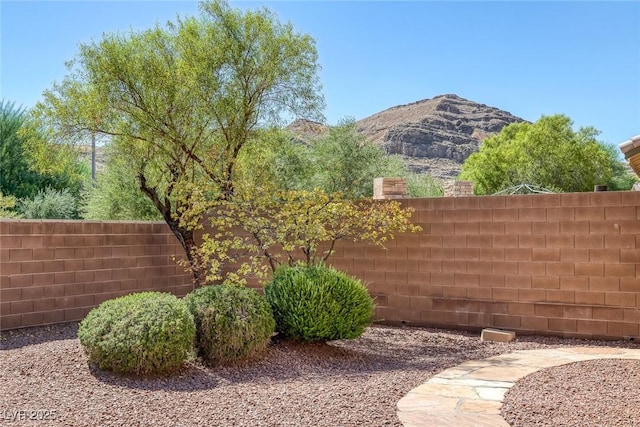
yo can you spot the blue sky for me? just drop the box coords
[2,1,639,146]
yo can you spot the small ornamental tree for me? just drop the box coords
[182,185,422,285]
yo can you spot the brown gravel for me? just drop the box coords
[1,323,638,427]
[502,358,640,427]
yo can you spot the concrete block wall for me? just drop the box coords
[2,191,640,339]
[327,191,640,340]
[0,221,192,330]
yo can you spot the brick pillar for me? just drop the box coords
[444,180,474,197]
[373,178,408,199]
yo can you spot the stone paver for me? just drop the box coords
[397,346,640,427]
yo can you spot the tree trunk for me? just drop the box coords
[138,173,203,286]
[165,219,201,286]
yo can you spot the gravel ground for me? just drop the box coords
[1,323,638,427]
[502,358,640,427]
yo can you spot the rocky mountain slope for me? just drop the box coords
[355,94,525,179]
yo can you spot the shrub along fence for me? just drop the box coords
[2,191,640,339]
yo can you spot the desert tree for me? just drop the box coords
[29,0,323,284]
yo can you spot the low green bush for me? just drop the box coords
[184,284,275,365]
[264,264,375,342]
[78,292,195,375]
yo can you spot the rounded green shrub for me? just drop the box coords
[264,264,375,342]
[184,284,275,365]
[78,292,195,375]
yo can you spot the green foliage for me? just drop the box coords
[83,145,162,220]
[268,119,443,198]
[185,187,422,284]
[184,284,275,365]
[405,173,445,197]
[0,100,88,200]
[607,165,637,191]
[78,292,195,375]
[460,115,618,194]
[19,187,79,219]
[264,264,375,342]
[303,119,405,198]
[0,101,33,199]
[600,142,638,191]
[0,192,22,218]
[31,0,323,284]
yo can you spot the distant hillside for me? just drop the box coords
[286,118,328,142]
[355,94,526,179]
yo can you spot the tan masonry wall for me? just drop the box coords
[0,221,193,330]
[2,191,640,339]
[325,191,640,340]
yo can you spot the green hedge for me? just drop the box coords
[265,264,374,342]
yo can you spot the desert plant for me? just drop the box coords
[19,187,79,219]
[264,264,375,342]
[0,192,22,218]
[188,187,421,284]
[78,292,195,375]
[32,0,323,286]
[184,284,275,365]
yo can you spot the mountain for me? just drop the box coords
[355,94,526,179]
[285,118,328,142]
